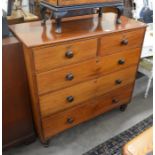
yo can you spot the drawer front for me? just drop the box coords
[39,66,136,117]
[42,84,133,139]
[36,59,97,95]
[33,39,97,72]
[96,65,137,97]
[97,48,141,75]
[39,79,97,117]
[99,28,145,56]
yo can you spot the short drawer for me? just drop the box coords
[39,66,136,117]
[99,28,145,56]
[36,59,97,95]
[42,84,133,139]
[97,48,141,75]
[33,39,97,72]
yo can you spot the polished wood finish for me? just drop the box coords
[44,0,122,6]
[10,14,146,143]
[40,77,97,117]
[33,38,97,72]
[9,15,146,48]
[2,37,36,149]
[37,58,97,94]
[42,84,133,139]
[96,65,137,96]
[40,66,137,117]
[97,48,141,74]
[23,45,45,142]
[37,48,140,94]
[99,28,146,56]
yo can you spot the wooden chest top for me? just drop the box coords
[9,14,146,48]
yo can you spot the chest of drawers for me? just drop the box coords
[10,14,146,144]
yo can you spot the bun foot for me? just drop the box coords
[42,140,50,147]
[120,104,128,112]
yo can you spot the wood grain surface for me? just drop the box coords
[39,66,137,117]
[42,84,133,139]
[9,15,146,48]
[33,38,97,72]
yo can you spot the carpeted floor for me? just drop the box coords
[83,115,153,155]
[3,76,153,155]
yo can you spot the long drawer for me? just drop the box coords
[36,48,140,95]
[42,84,133,139]
[33,39,97,72]
[36,59,97,95]
[40,78,97,117]
[97,48,141,74]
[39,65,137,117]
[99,28,145,56]
[96,65,137,96]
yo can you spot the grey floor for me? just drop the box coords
[4,76,153,155]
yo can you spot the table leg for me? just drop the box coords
[98,8,103,17]
[53,11,68,33]
[40,6,47,25]
[55,18,62,33]
[116,5,124,24]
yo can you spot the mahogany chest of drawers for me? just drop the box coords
[10,14,146,144]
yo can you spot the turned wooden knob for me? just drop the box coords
[112,99,119,104]
[66,96,74,102]
[66,73,74,81]
[65,50,74,58]
[118,59,125,65]
[121,39,128,45]
[115,79,122,85]
[67,118,74,124]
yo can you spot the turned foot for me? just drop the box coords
[42,140,50,147]
[120,104,128,112]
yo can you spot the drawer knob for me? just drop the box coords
[65,50,74,58]
[118,59,125,65]
[112,99,119,104]
[121,39,128,45]
[66,73,74,81]
[115,79,122,85]
[66,96,74,102]
[67,118,74,124]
